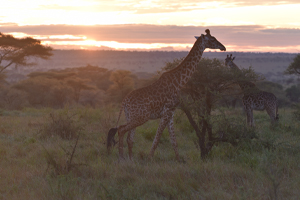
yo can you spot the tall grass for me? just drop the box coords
[0,106,299,199]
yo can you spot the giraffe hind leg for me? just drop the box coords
[245,108,253,127]
[167,116,180,161]
[265,105,278,125]
[118,118,149,160]
[126,128,136,160]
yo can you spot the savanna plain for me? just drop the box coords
[0,50,300,200]
[0,106,300,199]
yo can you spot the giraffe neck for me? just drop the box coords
[163,37,205,89]
[229,61,259,94]
[229,61,241,72]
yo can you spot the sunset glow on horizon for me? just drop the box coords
[1,0,299,52]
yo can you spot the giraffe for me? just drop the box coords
[107,29,226,161]
[225,54,279,127]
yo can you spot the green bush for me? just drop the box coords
[40,109,84,139]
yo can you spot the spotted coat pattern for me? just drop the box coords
[111,30,226,161]
[225,55,278,127]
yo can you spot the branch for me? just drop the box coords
[0,60,15,73]
[67,133,80,171]
[179,101,201,138]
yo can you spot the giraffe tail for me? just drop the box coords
[106,127,118,153]
[106,103,124,153]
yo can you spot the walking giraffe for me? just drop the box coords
[225,54,279,127]
[106,29,226,161]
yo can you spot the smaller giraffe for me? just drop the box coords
[225,54,279,127]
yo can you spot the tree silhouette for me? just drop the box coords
[13,77,64,107]
[161,58,260,158]
[27,71,76,80]
[61,64,112,91]
[66,77,96,103]
[0,87,28,110]
[0,32,53,73]
[285,85,300,103]
[107,70,136,102]
[285,54,300,75]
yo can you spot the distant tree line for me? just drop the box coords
[0,58,299,110]
[0,32,299,111]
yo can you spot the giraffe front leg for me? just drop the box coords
[118,117,150,161]
[167,113,180,161]
[246,110,255,127]
[245,107,252,127]
[126,128,136,160]
[149,115,170,158]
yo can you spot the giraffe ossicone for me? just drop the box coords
[107,29,226,161]
[225,54,279,127]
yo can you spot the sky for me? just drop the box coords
[0,0,299,52]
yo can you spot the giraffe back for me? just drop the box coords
[243,91,278,111]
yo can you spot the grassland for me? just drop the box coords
[0,106,299,199]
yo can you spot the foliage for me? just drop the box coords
[161,57,260,158]
[285,85,300,103]
[27,71,76,80]
[256,81,289,106]
[62,64,113,91]
[66,77,96,103]
[107,70,136,102]
[284,54,300,75]
[292,103,300,121]
[43,134,82,176]
[12,70,99,107]
[0,86,29,110]
[13,76,72,108]
[0,32,53,73]
[39,109,84,139]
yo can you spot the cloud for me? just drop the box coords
[1,24,299,52]
[33,1,300,14]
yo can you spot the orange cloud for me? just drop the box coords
[1,24,299,52]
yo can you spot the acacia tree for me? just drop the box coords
[0,32,53,73]
[162,57,260,158]
[60,64,113,91]
[13,77,65,107]
[285,54,300,75]
[284,54,300,118]
[16,71,97,107]
[66,77,96,103]
[107,70,136,102]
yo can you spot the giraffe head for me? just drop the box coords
[195,29,226,51]
[225,54,235,68]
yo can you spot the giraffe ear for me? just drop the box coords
[194,36,199,39]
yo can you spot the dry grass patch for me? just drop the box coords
[0,108,299,199]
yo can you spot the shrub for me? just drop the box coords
[40,109,84,139]
[293,103,300,121]
[43,134,83,176]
